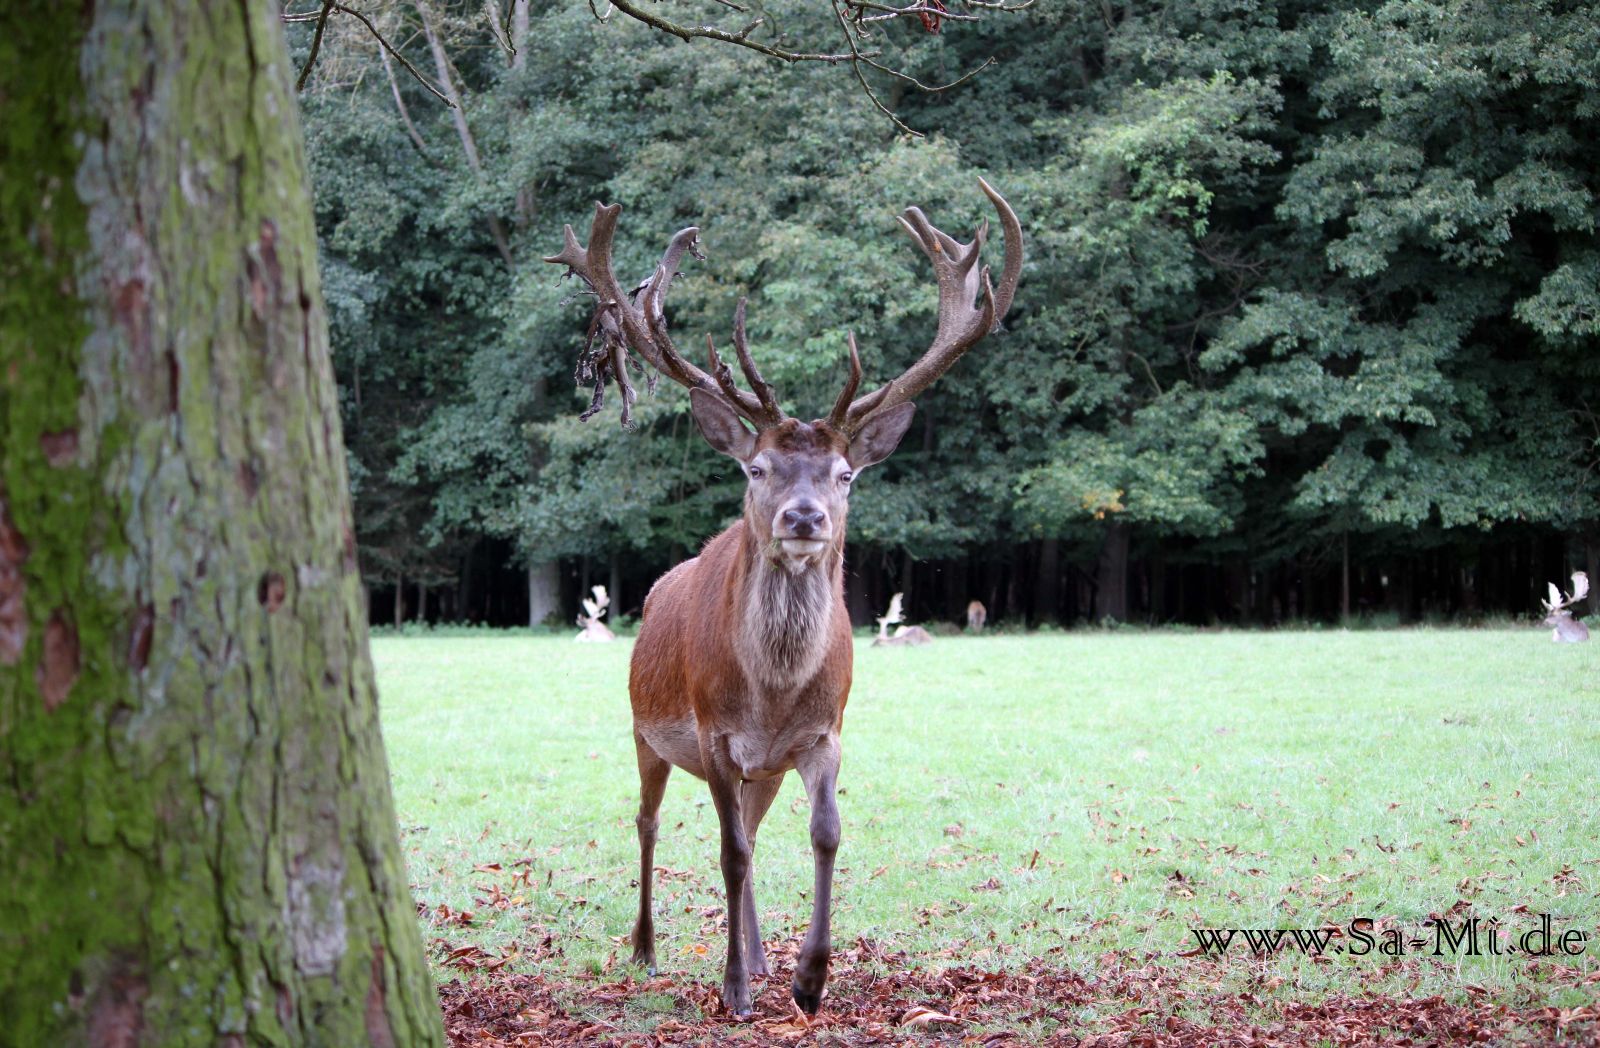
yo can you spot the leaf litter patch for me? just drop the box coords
[438,937,1600,1046]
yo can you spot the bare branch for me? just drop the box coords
[421,0,514,266]
[295,1,336,92]
[830,0,921,138]
[845,0,980,23]
[379,44,430,154]
[283,3,456,108]
[607,0,866,64]
[860,53,994,93]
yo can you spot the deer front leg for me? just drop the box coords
[702,735,755,1016]
[791,734,842,1015]
[739,775,785,978]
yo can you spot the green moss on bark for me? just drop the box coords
[0,3,444,1045]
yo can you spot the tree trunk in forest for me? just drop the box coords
[421,1,514,268]
[1033,538,1060,625]
[459,544,476,622]
[1585,539,1599,618]
[511,0,529,71]
[394,573,406,628]
[845,547,871,627]
[1095,523,1130,623]
[527,560,559,628]
[0,3,446,1044]
[608,551,623,621]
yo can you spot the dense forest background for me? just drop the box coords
[291,0,1600,629]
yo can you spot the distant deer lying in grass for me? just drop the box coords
[873,592,932,647]
[576,585,615,642]
[1542,572,1589,643]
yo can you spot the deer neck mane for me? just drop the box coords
[732,523,840,691]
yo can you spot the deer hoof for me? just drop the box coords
[722,980,753,1018]
[629,949,656,973]
[791,980,823,1016]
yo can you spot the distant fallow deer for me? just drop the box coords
[966,599,987,632]
[873,592,933,646]
[575,585,616,642]
[1542,571,1589,643]
[545,181,1021,1016]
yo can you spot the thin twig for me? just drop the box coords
[484,0,514,55]
[831,0,921,137]
[282,3,456,108]
[706,0,749,11]
[1128,351,1163,396]
[860,52,994,92]
[608,0,866,63]
[295,0,336,91]
[846,0,979,22]
[380,42,430,154]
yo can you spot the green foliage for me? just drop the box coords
[296,0,1600,601]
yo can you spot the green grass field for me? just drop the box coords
[376,630,1600,1034]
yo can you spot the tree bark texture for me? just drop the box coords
[0,2,445,1044]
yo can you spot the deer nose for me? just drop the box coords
[782,506,826,537]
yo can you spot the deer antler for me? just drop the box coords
[1544,571,1589,613]
[545,203,785,429]
[827,178,1023,436]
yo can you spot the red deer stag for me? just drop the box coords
[545,180,1022,1017]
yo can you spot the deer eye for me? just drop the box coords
[839,471,854,485]
[748,465,764,480]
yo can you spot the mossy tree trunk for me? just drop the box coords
[0,1,445,1044]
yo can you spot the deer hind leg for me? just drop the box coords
[630,731,672,972]
[738,775,784,978]
[791,734,842,1015]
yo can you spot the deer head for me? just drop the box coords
[1542,571,1589,642]
[545,182,1023,570]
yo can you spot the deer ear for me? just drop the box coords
[689,388,757,461]
[848,403,916,469]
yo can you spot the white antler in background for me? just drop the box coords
[1541,571,1589,643]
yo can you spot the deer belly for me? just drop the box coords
[638,716,706,778]
[726,725,829,782]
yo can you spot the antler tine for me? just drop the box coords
[637,227,707,388]
[1572,571,1590,604]
[706,335,753,418]
[731,299,784,425]
[824,332,864,430]
[839,180,1023,437]
[978,176,1024,318]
